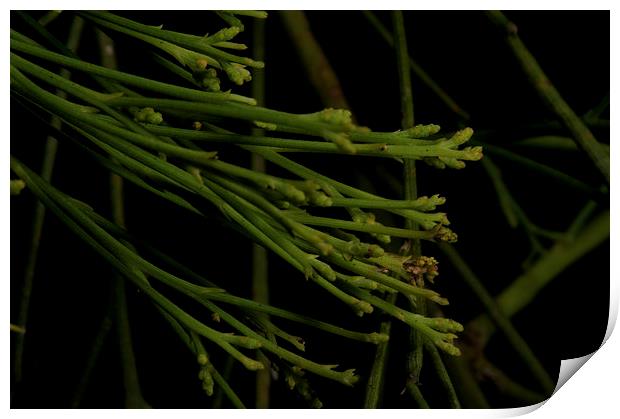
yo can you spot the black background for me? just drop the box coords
[10,10,610,408]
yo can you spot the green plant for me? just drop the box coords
[10,10,609,409]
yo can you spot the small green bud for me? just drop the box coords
[286,375,296,389]
[10,179,26,195]
[464,145,484,160]
[195,58,208,71]
[197,353,208,365]
[133,107,163,125]
[423,157,446,169]
[401,124,441,138]
[439,156,466,169]
[435,226,458,243]
[431,296,450,306]
[341,369,359,386]
[200,366,214,396]
[434,340,462,356]
[254,121,277,130]
[241,357,264,371]
[194,68,221,92]
[412,194,446,211]
[222,61,252,85]
[317,108,354,127]
[368,332,390,344]
[207,26,242,43]
[216,12,245,31]
[353,299,374,314]
[428,317,464,333]
[446,127,474,147]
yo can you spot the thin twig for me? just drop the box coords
[13,15,84,385]
[441,355,490,408]
[251,16,271,410]
[362,11,470,121]
[424,341,461,408]
[38,10,63,27]
[392,10,428,407]
[486,11,609,183]
[212,356,237,408]
[476,141,604,200]
[473,353,546,405]
[98,28,150,409]
[363,293,396,408]
[438,243,555,394]
[71,304,114,408]
[279,11,352,112]
[468,210,610,343]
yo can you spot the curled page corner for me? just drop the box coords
[548,292,618,399]
[554,353,595,394]
[506,295,617,416]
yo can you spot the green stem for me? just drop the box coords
[211,356,239,408]
[99,30,149,409]
[115,273,150,408]
[248,149,453,228]
[157,306,246,408]
[71,301,114,408]
[438,242,555,394]
[200,176,371,314]
[329,197,441,211]
[38,10,62,27]
[406,381,430,408]
[199,299,360,386]
[18,74,360,316]
[141,124,474,162]
[251,17,271,409]
[474,355,546,405]
[76,222,384,343]
[211,364,246,408]
[82,11,264,68]
[284,212,436,240]
[486,11,609,183]
[363,292,397,409]
[477,140,603,199]
[342,284,462,356]
[392,11,427,406]
[469,210,609,343]
[424,342,461,408]
[10,55,219,166]
[566,200,599,240]
[362,11,470,121]
[13,16,84,385]
[10,37,255,105]
[12,157,263,373]
[481,157,518,228]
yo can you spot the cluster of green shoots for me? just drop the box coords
[10,11,482,405]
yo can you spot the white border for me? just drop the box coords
[4,3,617,418]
